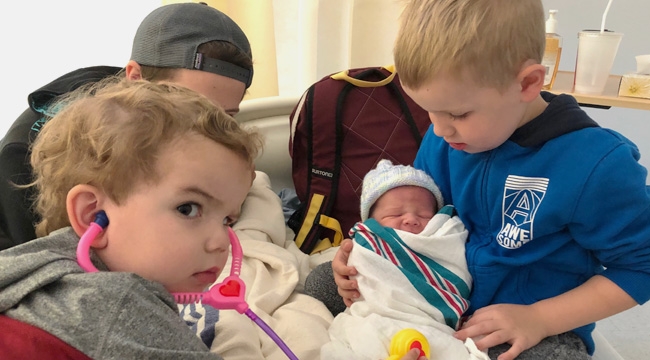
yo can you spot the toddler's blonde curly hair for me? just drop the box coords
[30,77,262,237]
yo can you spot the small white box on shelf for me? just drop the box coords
[618,73,650,100]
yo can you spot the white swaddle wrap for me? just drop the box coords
[322,206,489,360]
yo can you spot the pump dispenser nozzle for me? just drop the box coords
[542,9,562,90]
[546,9,558,34]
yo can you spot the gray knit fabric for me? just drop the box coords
[0,227,222,360]
[488,331,590,359]
[304,261,347,316]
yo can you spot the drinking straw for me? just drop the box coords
[600,0,613,34]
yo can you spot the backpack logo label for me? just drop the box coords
[497,175,549,249]
[311,168,333,179]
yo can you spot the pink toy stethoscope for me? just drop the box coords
[76,211,298,360]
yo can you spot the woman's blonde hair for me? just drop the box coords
[30,77,263,236]
[395,0,545,91]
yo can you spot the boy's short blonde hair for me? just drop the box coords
[30,77,263,236]
[395,0,545,90]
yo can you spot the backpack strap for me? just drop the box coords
[384,71,423,146]
[293,193,344,254]
[330,65,397,87]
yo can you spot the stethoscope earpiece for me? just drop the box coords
[76,210,110,273]
[93,210,109,228]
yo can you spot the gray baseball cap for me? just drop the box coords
[131,2,253,88]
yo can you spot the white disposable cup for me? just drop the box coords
[573,30,623,95]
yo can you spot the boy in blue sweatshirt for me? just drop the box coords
[331,0,650,359]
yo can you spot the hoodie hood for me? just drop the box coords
[28,66,122,116]
[0,227,87,312]
[510,92,600,148]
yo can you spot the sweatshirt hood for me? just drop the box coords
[0,227,87,312]
[510,92,600,148]
[27,66,122,115]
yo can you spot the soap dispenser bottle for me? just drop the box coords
[542,9,562,90]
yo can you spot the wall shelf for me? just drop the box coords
[548,71,650,111]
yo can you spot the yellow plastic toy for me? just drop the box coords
[387,328,430,360]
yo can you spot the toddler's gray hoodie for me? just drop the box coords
[0,227,222,360]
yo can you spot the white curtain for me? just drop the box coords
[163,0,404,99]
[287,0,404,96]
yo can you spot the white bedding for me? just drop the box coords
[210,171,334,360]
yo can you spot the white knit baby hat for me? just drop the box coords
[360,159,444,221]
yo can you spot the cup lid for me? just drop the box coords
[579,29,623,36]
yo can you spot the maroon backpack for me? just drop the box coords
[288,66,431,254]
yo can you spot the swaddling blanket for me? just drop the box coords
[322,205,489,360]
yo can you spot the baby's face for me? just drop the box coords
[371,186,436,234]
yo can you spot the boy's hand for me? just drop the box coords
[454,303,548,360]
[332,238,360,307]
[397,348,428,360]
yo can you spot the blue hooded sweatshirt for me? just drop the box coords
[414,92,650,354]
